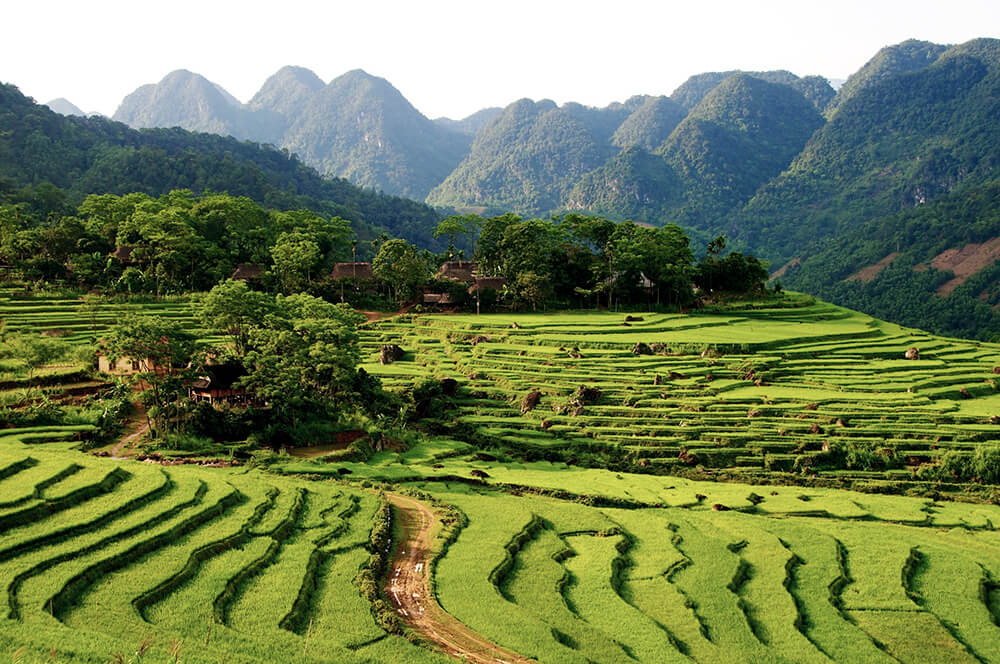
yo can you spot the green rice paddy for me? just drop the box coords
[3,291,1000,662]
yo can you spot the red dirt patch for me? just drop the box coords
[844,253,900,283]
[770,257,801,280]
[922,238,1000,296]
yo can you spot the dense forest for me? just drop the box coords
[781,179,1000,340]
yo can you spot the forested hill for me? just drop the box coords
[566,74,824,229]
[779,179,1000,341]
[0,82,444,249]
[733,38,1000,263]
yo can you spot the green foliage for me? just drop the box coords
[783,179,1000,340]
[371,239,428,304]
[737,39,1000,262]
[270,231,321,292]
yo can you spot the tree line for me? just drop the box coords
[2,188,770,312]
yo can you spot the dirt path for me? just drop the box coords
[385,493,535,664]
[110,406,148,459]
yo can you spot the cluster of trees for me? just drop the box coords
[367,212,769,311]
[0,81,446,249]
[1,190,354,295]
[103,281,396,448]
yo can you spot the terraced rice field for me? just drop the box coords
[419,480,1000,664]
[0,435,448,664]
[0,287,207,347]
[5,292,1000,662]
[360,298,1000,481]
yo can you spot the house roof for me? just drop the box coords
[423,293,455,305]
[436,261,477,284]
[231,263,265,280]
[468,276,506,293]
[190,362,247,391]
[111,246,135,262]
[332,262,374,280]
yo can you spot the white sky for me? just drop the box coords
[5,0,999,119]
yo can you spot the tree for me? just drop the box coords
[239,295,365,438]
[515,271,551,311]
[103,315,197,446]
[434,214,479,259]
[271,231,321,293]
[199,280,275,357]
[372,239,427,305]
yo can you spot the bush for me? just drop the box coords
[972,445,1000,484]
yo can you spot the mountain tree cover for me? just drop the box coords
[426,99,621,213]
[568,74,825,230]
[782,179,1000,340]
[733,38,1000,263]
[0,81,445,250]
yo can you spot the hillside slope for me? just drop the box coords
[733,38,1000,263]
[568,74,824,228]
[780,179,1000,340]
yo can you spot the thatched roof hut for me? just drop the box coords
[468,276,506,293]
[230,263,265,281]
[332,262,374,280]
[423,293,455,305]
[436,261,477,284]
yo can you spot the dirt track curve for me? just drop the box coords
[385,493,535,664]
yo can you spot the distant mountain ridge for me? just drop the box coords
[110,64,839,208]
[44,98,85,116]
[113,67,471,199]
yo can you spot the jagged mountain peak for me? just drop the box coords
[44,98,85,117]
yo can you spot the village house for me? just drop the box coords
[332,262,374,281]
[230,263,265,282]
[436,261,477,284]
[188,362,253,406]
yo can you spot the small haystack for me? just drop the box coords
[521,390,542,414]
[379,344,405,365]
[904,347,920,360]
[632,342,652,355]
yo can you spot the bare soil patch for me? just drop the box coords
[770,257,801,280]
[844,253,900,283]
[920,237,1000,295]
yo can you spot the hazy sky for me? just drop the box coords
[6,0,999,119]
